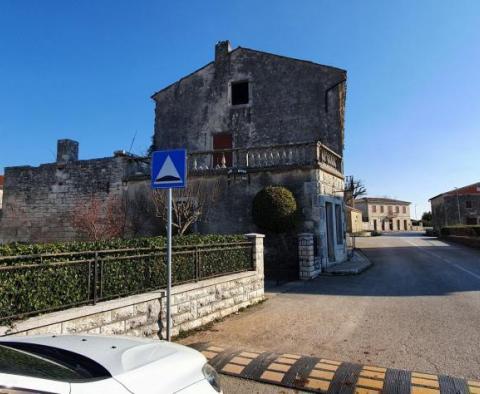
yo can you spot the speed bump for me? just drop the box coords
[191,343,475,393]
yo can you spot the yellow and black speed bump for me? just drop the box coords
[190,343,478,394]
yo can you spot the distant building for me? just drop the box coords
[345,205,363,233]
[355,197,412,232]
[429,182,480,231]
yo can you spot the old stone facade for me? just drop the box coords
[1,234,264,339]
[152,40,346,156]
[430,182,480,231]
[151,40,348,268]
[356,197,412,232]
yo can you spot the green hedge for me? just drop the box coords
[252,186,298,233]
[0,234,246,259]
[0,234,251,324]
[440,226,480,237]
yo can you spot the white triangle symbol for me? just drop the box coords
[154,155,182,184]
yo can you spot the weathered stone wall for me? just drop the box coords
[152,41,346,156]
[0,149,130,243]
[431,194,480,230]
[0,234,264,339]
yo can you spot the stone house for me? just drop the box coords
[355,197,412,232]
[147,40,348,275]
[0,40,348,277]
[430,182,480,231]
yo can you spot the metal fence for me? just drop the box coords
[0,241,254,323]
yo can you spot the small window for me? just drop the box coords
[396,206,400,213]
[372,205,377,213]
[231,81,249,105]
[466,201,472,209]
[403,206,407,214]
[380,205,384,213]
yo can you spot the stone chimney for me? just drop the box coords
[215,40,232,63]
[56,139,79,163]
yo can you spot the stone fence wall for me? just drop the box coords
[0,234,264,339]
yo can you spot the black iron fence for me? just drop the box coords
[0,241,254,324]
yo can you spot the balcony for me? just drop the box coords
[188,141,343,175]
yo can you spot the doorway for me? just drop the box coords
[213,133,233,167]
[325,202,335,262]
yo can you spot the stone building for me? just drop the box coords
[0,40,348,276]
[148,40,348,273]
[355,197,412,232]
[430,182,480,231]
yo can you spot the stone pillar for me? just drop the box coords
[246,233,265,278]
[299,233,320,280]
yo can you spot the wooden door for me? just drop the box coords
[213,133,233,167]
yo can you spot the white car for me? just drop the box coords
[0,335,222,393]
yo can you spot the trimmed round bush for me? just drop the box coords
[252,186,297,233]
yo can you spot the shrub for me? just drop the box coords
[0,234,251,324]
[252,186,297,233]
[440,226,480,237]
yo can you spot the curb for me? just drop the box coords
[320,249,373,276]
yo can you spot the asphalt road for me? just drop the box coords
[181,233,480,391]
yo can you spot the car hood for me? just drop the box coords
[1,335,207,393]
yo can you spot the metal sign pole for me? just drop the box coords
[167,187,172,341]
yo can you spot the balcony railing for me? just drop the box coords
[188,141,342,174]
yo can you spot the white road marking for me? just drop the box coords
[405,238,480,281]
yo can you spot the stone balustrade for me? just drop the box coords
[188,141,342,174]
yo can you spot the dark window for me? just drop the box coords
[380,205,384,213]
[0,342,111,382]
[335,204,343,245]
[231,81,249,105]
[466,201,472,209]
[403,206,407,214]
[396,206,400,213]
[372,205,377,213]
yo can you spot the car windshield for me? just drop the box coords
[0,342,111,382]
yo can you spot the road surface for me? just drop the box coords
[180,233,480,391]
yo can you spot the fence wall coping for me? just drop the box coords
[0,270,257,336]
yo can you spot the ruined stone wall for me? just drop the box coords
[152,42,346,156]
[0,156,129,243]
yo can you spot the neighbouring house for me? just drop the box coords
[429,182,480,231]
[0,40,348,278]
[355,197,412,232]
[346,205,363,233]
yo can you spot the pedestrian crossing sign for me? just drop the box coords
[151,149,187,189]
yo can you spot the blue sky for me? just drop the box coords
[1,1,479,218]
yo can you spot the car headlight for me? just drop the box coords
[202,363,221,392]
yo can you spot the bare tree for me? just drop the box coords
[71,194,128,241]
[151,181,220,235]
[344,176,367,207]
